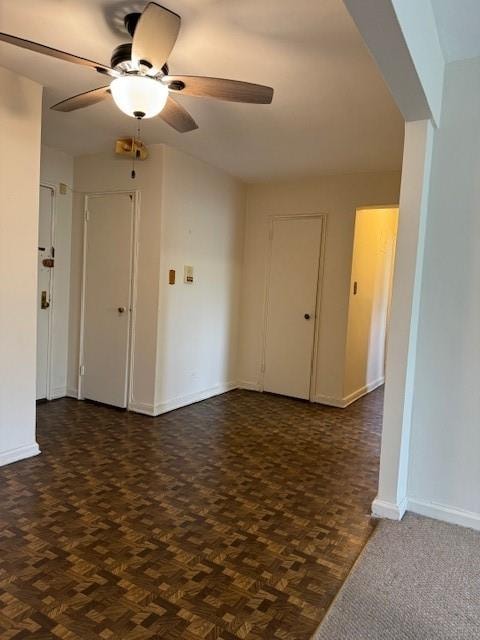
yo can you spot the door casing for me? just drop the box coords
[77,190,140,408]
[260,213,327,400]
[37,183,56,401]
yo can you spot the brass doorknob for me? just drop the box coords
[118,307,126,314]
[304,313,311,320]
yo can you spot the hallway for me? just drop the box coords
[0,390,383,639]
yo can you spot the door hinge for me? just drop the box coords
[85,209,90,221]
[79,365,85,376]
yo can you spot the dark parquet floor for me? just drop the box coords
[0,388,383,640]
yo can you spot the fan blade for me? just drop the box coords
[51,86,111,112]
[0,32,114,74]
[132,3,180,73]
[160,97,198,133]
[164,76,274,104]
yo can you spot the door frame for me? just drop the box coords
[260,213,327,400]
[77,190,140,408]
[38,183,56,401]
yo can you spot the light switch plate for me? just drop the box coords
[184,265,194,284]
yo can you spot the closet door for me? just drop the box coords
[81,192,135,408]
[263,216,323,399]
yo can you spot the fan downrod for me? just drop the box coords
[124,13,141,37]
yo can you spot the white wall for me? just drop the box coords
[70,146,164,409]
[239,172,401,404]
[407,57,480,528]
[154,147,245,414]
[40,146,73,399]
[344,207,398,401]
[0,66,42,466]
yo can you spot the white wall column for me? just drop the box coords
[0,67,42,466]
[372,119,434,519]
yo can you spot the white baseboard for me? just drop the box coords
[314,377,384,409]
[128,400,157,416]
[408,498,480,532]
[50,386,67,400]
[0,443,41,468]
[372,496,408,520]
[130,382,238,417]
[372,495,480,532]
[313,394,348,408]
[237,381,262,392]
[343,377,385,406]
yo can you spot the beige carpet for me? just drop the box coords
[312,513,480,639]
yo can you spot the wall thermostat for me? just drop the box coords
[184,265,194,283]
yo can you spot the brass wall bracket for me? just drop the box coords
[115,137,148,160]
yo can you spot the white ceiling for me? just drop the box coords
[431,0,480,63]
[0,0,404,181]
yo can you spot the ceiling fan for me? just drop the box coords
[0,2,274,133]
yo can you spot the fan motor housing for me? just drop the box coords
[111,43,133,69]
[110,42,170,75]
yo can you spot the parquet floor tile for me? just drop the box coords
[0,389,383,639]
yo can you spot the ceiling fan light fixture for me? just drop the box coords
[110,75,168,119]
[1,1,274,134]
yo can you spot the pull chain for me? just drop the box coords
[131,118,142,180]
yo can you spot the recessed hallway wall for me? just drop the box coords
[238,172,401,406]
[39,144,402,420]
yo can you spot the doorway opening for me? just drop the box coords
[78,191,139,409]
[343,206,399,404]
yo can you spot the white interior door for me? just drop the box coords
[81,192,135,408]
[263,216,323,399]
[36,186,54,400]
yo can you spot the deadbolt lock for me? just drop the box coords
[41,291,50,310]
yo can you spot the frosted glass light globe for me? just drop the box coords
[110,75,168,119]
